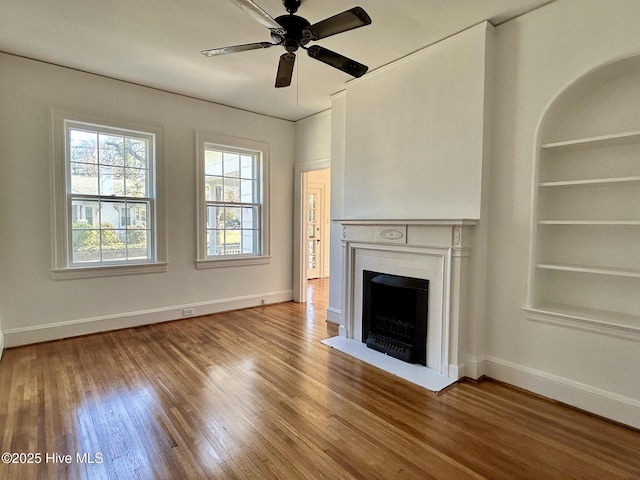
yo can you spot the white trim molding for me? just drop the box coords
[326,306,342,325]
[3,290,292,348]
[484,356,640,430]
[463,354,487,380]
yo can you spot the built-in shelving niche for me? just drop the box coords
[525,56,640,337]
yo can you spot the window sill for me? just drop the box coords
[52,262,168,280]
[196,255,271,269]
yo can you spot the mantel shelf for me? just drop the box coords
[333,218,478,226]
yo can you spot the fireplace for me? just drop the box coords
[362,270,428,365]
[325,218,477,388]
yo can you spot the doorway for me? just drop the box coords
[294,165,330,304]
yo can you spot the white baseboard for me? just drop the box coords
[0,330,4,362]
[463,355,486,380]
[326,306,342,325]
[485,356,640,430]
[3,290,293,348]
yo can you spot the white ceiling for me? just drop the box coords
[0,0,553,121]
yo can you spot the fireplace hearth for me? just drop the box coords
[362,270,429,366]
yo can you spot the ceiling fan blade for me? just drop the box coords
[305,7,371,41]
[306,45,368,78]
[201,41,275,57]
[275,52,296,88]
[229,0,286,36]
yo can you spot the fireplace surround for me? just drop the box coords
[323,219,476,391]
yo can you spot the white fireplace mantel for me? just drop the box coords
[331,218,477,387]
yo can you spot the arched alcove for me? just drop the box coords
[526,55,640,335]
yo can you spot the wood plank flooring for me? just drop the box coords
[1,278,639,479]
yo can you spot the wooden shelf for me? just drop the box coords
[537,220,640,225]
[536,263,640,278]
[539,176,640,187]
[533,126,640,334]
[540,131,640,151]
[524,303,640,336]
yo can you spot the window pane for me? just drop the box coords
[71,224,100,264]
[101,228,126,261]
[223,178,240,202]
[130,202,148,226]
[98,200,121,230]
[207,230,223,256]
[72,199,99,225]
[98,133,124,166]
[240,155,254,178]
[241,206,257,229]
[224,230,240,255]
[205,176,223,201]
[223,152,240,177]
[225,207,241,229]
[240,179,255,203]
[125,137,148,168]
[206,205,223,229]
[70,162,99,195]
[205,149,223,175]
[70,129,98,164]
[99,165,115,196]
[242,230,258,254]
[127,228,149,260]
[125,167,148,197]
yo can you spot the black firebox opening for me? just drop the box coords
[362,270,429,366]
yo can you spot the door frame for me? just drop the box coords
[293,158,330,303]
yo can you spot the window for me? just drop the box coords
[51,110,167,279]
[196,132,270,268]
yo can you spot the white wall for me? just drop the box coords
[486,0,640,428]
[343,22,492,220]
[295,111,331,164]
[0,53,295,346]
[293,111,331,302]
[328,93,347,325]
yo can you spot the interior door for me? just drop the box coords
[306,186,323,279]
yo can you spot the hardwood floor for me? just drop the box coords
[1,279,639,479]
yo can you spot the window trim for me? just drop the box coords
[195,131,271,269]
[51,108,168,279]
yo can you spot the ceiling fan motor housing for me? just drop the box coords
[271,14,311,51]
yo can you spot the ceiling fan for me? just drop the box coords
[201,0,372,88]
